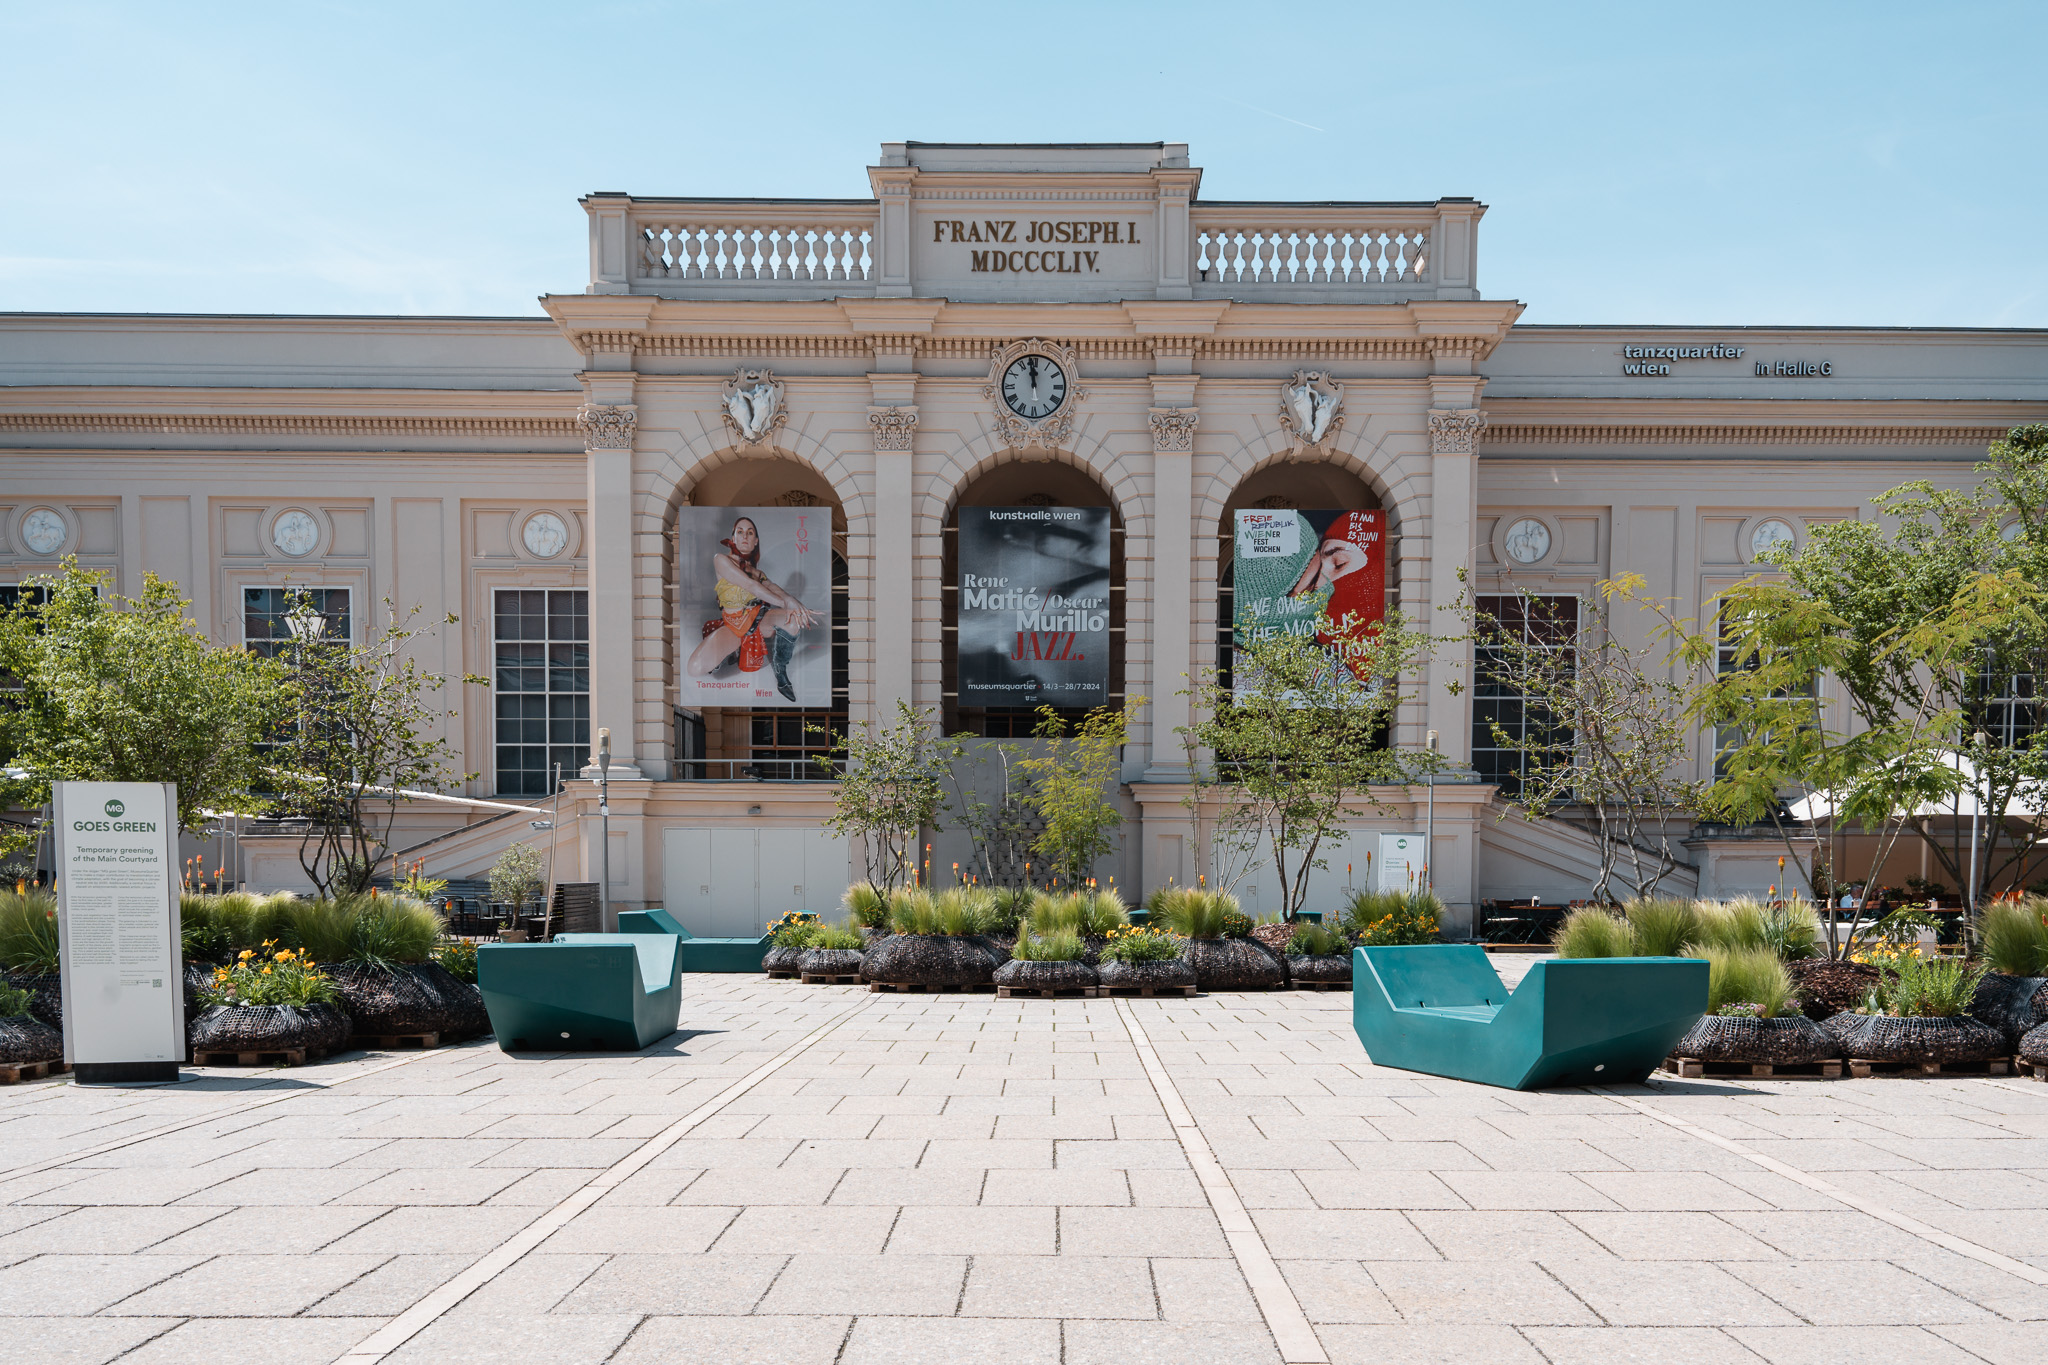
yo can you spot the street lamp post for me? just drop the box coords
[596,728,612,932]
[1967,729,1988,927]
[1424,729,1438,897]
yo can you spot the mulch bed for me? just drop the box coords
[1787,958,1883,1020]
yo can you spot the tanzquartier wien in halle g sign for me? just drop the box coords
[0,139,2042,935]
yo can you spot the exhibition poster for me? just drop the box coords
[54,780,185,1081]
[675,506,832,709]
[957,506,1112,708]
[1232,508,1387,699]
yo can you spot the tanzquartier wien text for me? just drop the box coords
[933,219,1141,274]
[1621,342,1745,375]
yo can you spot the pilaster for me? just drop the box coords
[1143,386,1198,780]
[1423,399,1485,768]
[578,396,643,777]
[869,377,917,721]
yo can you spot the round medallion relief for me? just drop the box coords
[522,512,569,559]
[1502,518,1552,565]
[272,510,320,557]
[2001,520,2026,543]
[1749,519,1797,560]
[19,508,68,556]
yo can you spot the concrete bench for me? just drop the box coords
[478,931,682,1051]
[618,908,773,972]
[1352,945,1705,1090]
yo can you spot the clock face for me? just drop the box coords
[1001,355,1067,420]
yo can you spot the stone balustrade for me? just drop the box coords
[630,206,876,285]
[1190,209,1434,288]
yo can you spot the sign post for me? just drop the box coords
[54,781,185,1083]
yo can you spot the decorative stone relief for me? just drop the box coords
[984,338,1085,450]
[721,369,787,447]
[1749,518,1797,560]
[1427,407,1487,455]
[1148,407,1198,453]
[576,403,638,450]
[272,510,320,557]
[1279,370,1344,449]
[18,508,67,556]
[1502,517,1552,565]
[522,512,569,559]
[869,406,918,451]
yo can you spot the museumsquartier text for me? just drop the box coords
[3,142,2044,935]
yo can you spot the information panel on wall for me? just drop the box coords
[1232,509,1387,700]
[957,506,1112,708]
[675,506,833,709]
[55,781,184,1083]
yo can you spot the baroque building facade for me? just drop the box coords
[2,142,2043,934]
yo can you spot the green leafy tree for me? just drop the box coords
[274,594,479,896]
[488,841,546,909]
[1012,700,1144,889]
[1179,617,1431,920]
[0,561,292,853]
[942,735,1037,888]
[1450,576,1703,903]
[815,701,950,890]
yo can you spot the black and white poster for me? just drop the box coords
[957,506,1111,707]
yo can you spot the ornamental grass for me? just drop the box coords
[1868,950,1987,1018]
[1347,888,1442,945]
[0,888,59,973]
[1156,888,1242,940]
[808,924,865,952]
[1011,929,1085,962]
[1287,922,1346,956]
[1622,897,1699,958]
[1027,890,1127,938]
[1979,898,2048,977]
[1702,945,1800,1017]
[1553,906,1634,959]
[1694,898,1820,960]
[842,883,887,929]
[278,893,442,968]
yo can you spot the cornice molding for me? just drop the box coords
[0,412,580,438]
[1481,423,2015,447]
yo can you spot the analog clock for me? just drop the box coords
[1000,355,1068,420]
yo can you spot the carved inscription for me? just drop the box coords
[931,219,1143,275]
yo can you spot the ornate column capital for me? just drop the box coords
[1148,407,1198,454]
[868,406,918,451]
[575,403,638,450]
[1427,407,1487,456]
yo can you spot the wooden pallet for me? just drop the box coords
[866,982,997,994]
[996,985,1099,999]
[801,973,864,986]
[193,1047,321,1068]
[765,969,798,979]
[1290,981,1351,992]
[0,1058,68,1085]
[1848,1056,2010,1078]
[1099,984,1198,998]
[351,1032,440,1050]
[1664,1056,1843,1080]
[2020,1060,2047,1082]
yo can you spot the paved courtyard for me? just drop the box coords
[6,963,2048,1364]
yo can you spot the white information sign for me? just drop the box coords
[55,781,184,1081]
[1378,832,1425,895]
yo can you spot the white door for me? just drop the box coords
[704,829,760,937]
[757,827,811,926]
[664,827,714,928]
[802,829,849,917]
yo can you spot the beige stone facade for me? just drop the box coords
[2,142,2043,931]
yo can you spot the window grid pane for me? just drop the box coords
[495,588,589,796]
[243,587,352,659]
[1471,595,1578,799]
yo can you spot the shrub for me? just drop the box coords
[1100,925,1184,963]
[0,980,29,1017]
[1011,929,1084,962]
[1979,899,2048,977]
[768,913,821,948]
[1623,897,1699,958]
[1220,906,1253,939]
[1160,889,1239,940]
[488,842,546,909]
[1702,945,1798,1017]
[1553,907,1633,959]
[201,942,337,1008]
[1288,922,1345,956]
[1877,951,1987,1017]
[279,894,442,968]
[1349,889,1441,946]
[0,889,60,973]
[809,925,865,951]
[431,938,479,983]
[843,883,887,929]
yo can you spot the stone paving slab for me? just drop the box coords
[5,973,2048,1362]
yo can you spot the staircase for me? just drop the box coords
[1478,802,1699,904]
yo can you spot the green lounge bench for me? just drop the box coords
[618,908,773,973]
[478,931,682,1051]
[1352,945,1706,1090]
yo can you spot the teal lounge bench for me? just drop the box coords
[478,932,682,1051]
[618,908,772,973]
[1352,945,1706,1090]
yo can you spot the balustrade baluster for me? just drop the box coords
[677,226,699,279]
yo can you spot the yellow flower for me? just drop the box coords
[239,950,254,961]
[261,966,272,975]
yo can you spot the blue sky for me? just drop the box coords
[4,1,2044,325]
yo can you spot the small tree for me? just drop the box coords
[0,562,292,854]
[1451,577,1703,903]
[1012,700,1144,890]
[816,701,949,890]
[943,736,1038,887]
[275,595,478,896]
[488,842,546,910]
[1180,617,1429,920]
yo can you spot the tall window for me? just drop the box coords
[1971,650,2043,750]
[1712,616,1817,778]
[746,552,849,778]
[494,589,589,797]
[244,587,352,657]
[1472,594,1577,797]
